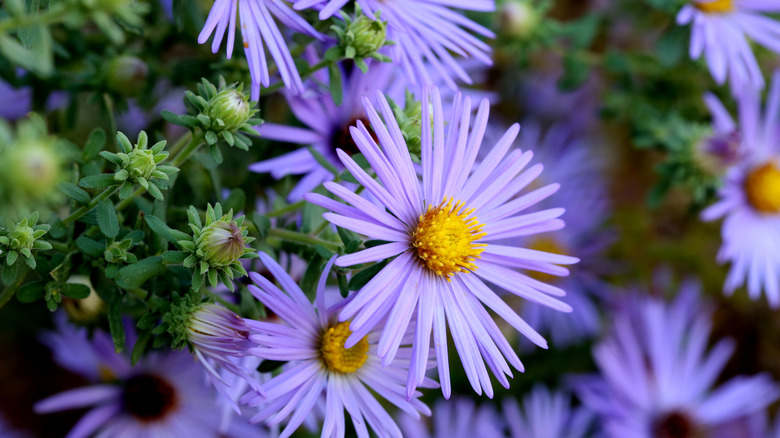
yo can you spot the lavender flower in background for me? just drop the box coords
[306,87,577,398]
[34,315,265,438]
[702,71,780,307]
[677,0,780,94]
[242,252,436,438]
[198,0,322,98]
[503,385,594,438]
[510,121,612,348]
[399,398,503,438]
[572,280,779,438]
[293,0,495,89]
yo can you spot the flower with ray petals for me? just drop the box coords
[293,0,494,89]
[399,397,503,438]
[677,0,780,94]
[503,385,594,438]
[304,86,578,398]
[572,280,779,438]
[702,71,780,307]
[198,0,322,97]
[241,252,437,438]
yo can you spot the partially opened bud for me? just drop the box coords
[197,219,246,267]
[207,89,252,133]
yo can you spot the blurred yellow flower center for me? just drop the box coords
[412,197,487,279]
[320,321,369,374]
[695,0,733,13]
[744,161,780,214]
[527,236,567,283]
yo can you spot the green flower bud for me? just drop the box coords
[63,275,106,323]
[196,219,246,267]
[0,212,52,268]
[127,148,157,180]
[345,15,388,59]
[206,89,252,133]
[499,0,541,39]
[390,92,430,162]
[6,139,60,200]
[105,56,148,96]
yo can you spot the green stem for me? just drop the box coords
[0,266,30,310]
[49,241,69,253]
[103,94,117,147]
[115,187,145,212]
[167,131,193,158]
[268,228,340,252]
[61,184,122,226]
[265,200,306,218]
[170,133,205,167]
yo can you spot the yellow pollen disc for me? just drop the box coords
[320,321,369,374]
[695,0,733,13]
[526,236,567,283]
[744,161,780,214]
[411,197,487,280]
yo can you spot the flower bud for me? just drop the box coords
[206,89,252,133]
[63,275,105,323]
[196,219,246,267]
[127,148,157,180]
[345,15,388,58]
[6,139,60,200]
[499,0,540,39]
[105,56,148,96]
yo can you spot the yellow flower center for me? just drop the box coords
[744,161,780,214]
[695,0,733,13]
[320,321,369,374]
[526,236,567,283]
[411,197,487,279]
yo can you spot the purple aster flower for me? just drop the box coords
[508,121,612,348]
[702,71,780,306]
[502,385,594,438]
[241,252,437,438]
[572,281,779,438]
[293,0,494,89]
[198,0,322,98]
[399,398,503,438]
[677,0,780,94]
[35,315,266,438]
[304,86,578,398]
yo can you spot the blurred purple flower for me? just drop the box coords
[503,385,594,438]
[572,281,778,438]
[677,0,780,94]
[399,398,503,438]
[702,71,780,307]
[242,252,436,438]
[305,87,578,398]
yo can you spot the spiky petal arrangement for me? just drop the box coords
[100,130,179,201]
[179,203,257,291]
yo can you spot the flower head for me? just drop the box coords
[572,281,779,438]
[502,385,594,438]
[702,71,780,306]
[677,0,780,94]
[399,398,503,438]
[242,252,436,438]
[305,87,578,398]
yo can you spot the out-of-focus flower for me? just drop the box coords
[498,0,541,39]
[503,385,594,438]
[104,55,148,97]
[293,0,494,90]
[305,87,577,398]
[35,314,265,437]
[242,252,437,438]
[572,281,779,438]
[399,398,503,438]
[702,71,780,307]
[677,0,780,94]
[198,0,322,97]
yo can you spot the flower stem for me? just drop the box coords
[170,132,205,167]
[268,228,340,252]
[265,200,306,218]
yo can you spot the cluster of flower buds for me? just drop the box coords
[100,131,179,200]
[0,212,52,270]
[178,203,256,291]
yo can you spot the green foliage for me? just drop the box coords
[325,5,393,74]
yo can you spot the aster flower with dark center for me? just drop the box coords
[198,0,322,98]
[677,0,780,94]
[305,86,577,398]
[292,0,494,89]
[702,71,780,306]
[572,280,779,438]
[241,252,437,438]
[34,314,265,437]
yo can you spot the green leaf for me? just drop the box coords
[301,254,324,298]
[328,63,343,106]
[161,251,187,264]
[16,281,45,303]
[257,360,286,373]
[338,227,361,253]
[1,264,18,286]
[97,199,119,238]
[115,256,166,290]
[61,283,90,299]
[79,174,117,189]
[83,128,107,160]
[557,53,590,92]
[145,216,188,246]
[58,182,91,204]
[308,146,340,177]
[75,235,105,257]
[0,28,52,76]
[205,130,218,145]
[209,143,223,163]
[131,330,153,365]
[348,260,387,290]
[108,301,126,353]
[252,214,271,241]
